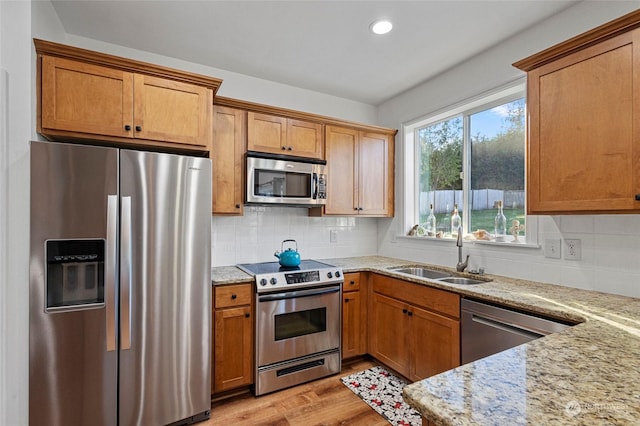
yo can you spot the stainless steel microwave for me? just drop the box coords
[246,152,327,206]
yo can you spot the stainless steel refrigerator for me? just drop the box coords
[29,141,212,426]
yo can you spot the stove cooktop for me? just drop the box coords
[237,260,343,293]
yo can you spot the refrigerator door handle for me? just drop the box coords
[121,196,132,350]
[106,195,118,352]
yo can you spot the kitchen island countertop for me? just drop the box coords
[212,256,640,425]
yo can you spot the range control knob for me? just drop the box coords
[327,272,333,279]
[335,271,341,278]
[270,277,278,285]
[259,278,267,286]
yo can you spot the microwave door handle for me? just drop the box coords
[312,173,318,199]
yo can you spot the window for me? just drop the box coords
[406,82,528,243]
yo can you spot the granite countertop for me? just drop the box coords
[211,256,640,425]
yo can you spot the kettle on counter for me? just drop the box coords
[274,239,301,267]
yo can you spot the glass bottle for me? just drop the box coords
[451,204,461,237]
[425,204,436,236]
[494,200,507,241]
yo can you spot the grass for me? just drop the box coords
[422,208,525,235]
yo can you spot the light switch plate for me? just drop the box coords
[330,230,338,243]
[544,238,561,259]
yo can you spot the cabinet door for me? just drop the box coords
[212,106,246,215]
[408,306,460,382]
[342,290,362,360]
[287,119,324,159]
[213,305,253,393]
[41,56,133,138]
[369,293,409,377]
[325,126,358,215]
[527,31,640,213]
[133,74,212,148]
[247,112,287,154]
[359,131,393,216]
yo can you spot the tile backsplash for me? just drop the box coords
[211,206,378,266]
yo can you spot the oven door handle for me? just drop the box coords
[258,285,340,302]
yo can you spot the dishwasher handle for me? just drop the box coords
[470,313,545,341]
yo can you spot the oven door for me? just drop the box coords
[256,285,341,366]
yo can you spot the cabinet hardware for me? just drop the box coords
[407,311,413,317]
[636,194,640,201]
[135,125,142,132]
[402,308,407,314]
[235,204,240,209]
[124,125,131,131]
[287,146,292,150]
[281,146,286,150]
[345,298,349,303]
[245,312,250,318]
[231,294,237,299]
[349,280,355,285]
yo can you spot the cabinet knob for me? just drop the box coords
[354,207,359,211]
[235,204,241,209]
[281,146,286,150]
[350,280,355,285]
[124,125,131,131]
[402,308,407,314]
[287,146,292,151]
[231,294,237,299]
[344,298,349,303]
[245,312,250,318]
[635,194,640,201]
[407,311,413,317]
[135,125,142,132]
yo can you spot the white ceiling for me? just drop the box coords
[50,0,580,105]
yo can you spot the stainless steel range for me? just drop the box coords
[237,260,343,396]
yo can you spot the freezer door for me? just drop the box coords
[119,150,212,425]
[29,141,118,426]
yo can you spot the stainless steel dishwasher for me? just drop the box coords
[461,298,571,364]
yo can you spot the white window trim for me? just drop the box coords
[402,77,538,247]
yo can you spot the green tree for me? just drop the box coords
[418,116,462,192]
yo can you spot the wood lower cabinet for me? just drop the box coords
[514,13,640,214]
[247,112,323,159]
[36,40,218,153]
[342,273,367,360]
[369,274,460,381]
[212,284,254,394]
[212,106,246,214]
[320,125,394,217]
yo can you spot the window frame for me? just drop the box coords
[403,78,537,246]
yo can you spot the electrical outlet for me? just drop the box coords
[564,239,582,261]
[330,230,338,243]
[544,238,561,259]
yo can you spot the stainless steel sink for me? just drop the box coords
[389,266,450,280]
[437,277,485,285]
[388,265,490,285]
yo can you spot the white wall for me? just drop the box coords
[377,1,640,298]
[212,207,378,266]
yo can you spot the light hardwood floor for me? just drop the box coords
[206,359,389,426]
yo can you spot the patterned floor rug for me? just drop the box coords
[341,366,421,426]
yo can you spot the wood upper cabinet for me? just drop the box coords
[212,106,246,215]
[369,274,460,381]
[514,12,640,214]
[321,125,394,217]
[247,112,323,159]
[342,272,367,360]
[132,74,212,148]
[41,56,134,138]
[36,40,220,154]
[212,283,254,393]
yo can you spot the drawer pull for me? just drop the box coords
[635,194,640,201]
[245,312,250,318]
[231,294,237,300]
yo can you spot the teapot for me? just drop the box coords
[274,239,301,267]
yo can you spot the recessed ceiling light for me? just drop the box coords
[370,20,393,35]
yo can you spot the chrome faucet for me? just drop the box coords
[456,226,469,272]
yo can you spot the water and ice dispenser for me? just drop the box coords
[45,239,105,310]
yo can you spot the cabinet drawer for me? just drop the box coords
[372,274,459,319]
[343,272,360,292]
[215,284,253,308]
